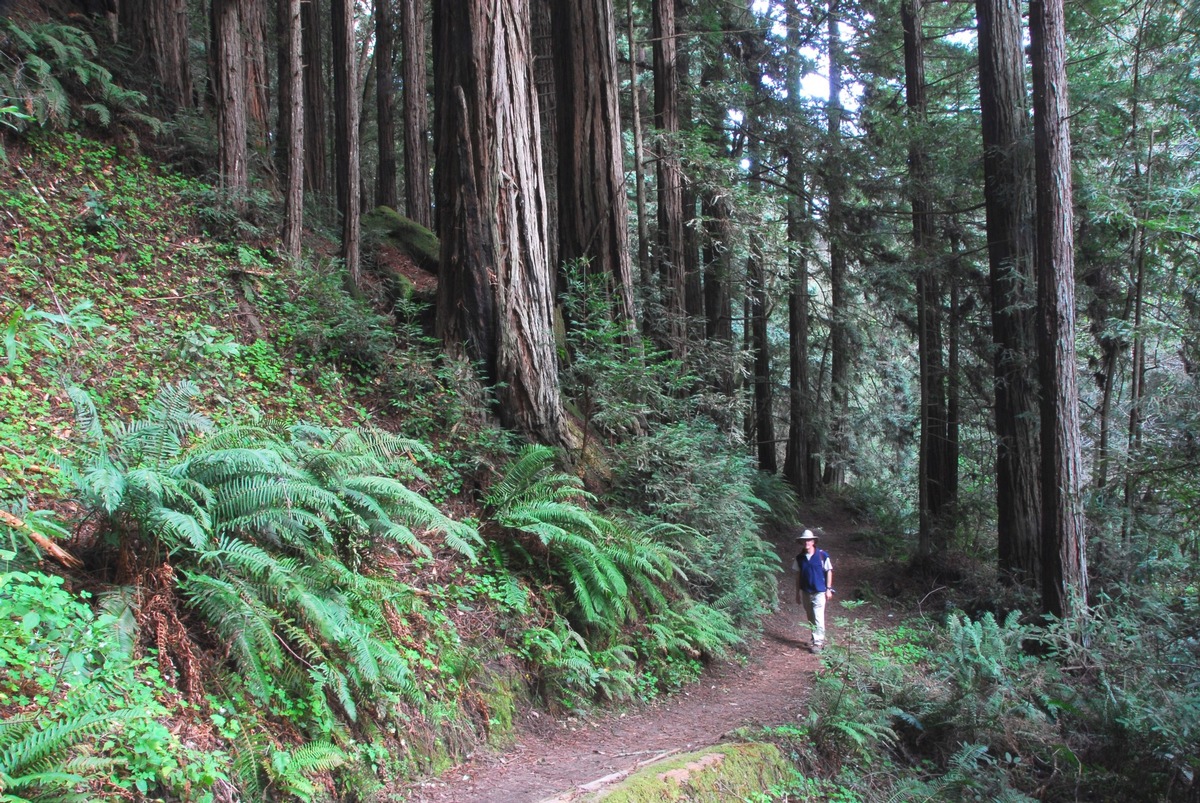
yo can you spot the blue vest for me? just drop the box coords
[797,549,829,593]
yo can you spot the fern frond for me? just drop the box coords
[94,587,139,659]
[281,740,348,776]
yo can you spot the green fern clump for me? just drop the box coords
[485,446,745,708]
[485,445,679,632]
[54,382,481,741]
[612,421,781,623]
[0,19,155,139]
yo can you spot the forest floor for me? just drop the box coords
[400,510,896,803]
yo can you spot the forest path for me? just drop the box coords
[401,513,883,803]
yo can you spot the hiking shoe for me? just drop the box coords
[811,644,824,654]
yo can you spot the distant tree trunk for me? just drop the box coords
[280,0,304,258]
[627,0,652,304]
[1031,0,1087,619]
[784,186,815,495]
[676,5,704,332]
[211,0,248,204]
[400,0,432,227]
[784,8,816,495]
[699,39,737,419]
[703,190,736,401]
[118,0,192,110]
[903,0,950,558]
[242,0,269,148]
[551,0,636,329]
[976,0,1041,583]
[652,0,688,359]
[748,155,776,474]
[532,0,559,275]
[375,0,399,209]
[822,0,849,487]
[332,0,361,287]
[433,0,571,448]
[301,0,328,195]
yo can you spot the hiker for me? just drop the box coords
[793,529,834,653]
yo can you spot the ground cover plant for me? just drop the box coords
[0,124,787,799]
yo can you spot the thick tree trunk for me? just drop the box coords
[400,0,432,227]
[375,0,399,209]
[118,0,192,110]
[301,0,328,195]
[551,0,637,329]
[433,0,571,448]
[1031,0,1087,619]
[280,0,304,258]
[652,0,688,359]
[976,0,1041,583]
[211,0,248,204]
[332,0,361,287]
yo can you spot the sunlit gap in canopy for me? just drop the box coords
[747,0,865,109]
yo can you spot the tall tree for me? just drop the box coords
[652,0,688,358]
[332,0,362,287]
[627,0,653,296]
[118,0,192,110]
[822,0,850,487]
[783,5,817,497]
[902,0,950,556]
[432,0,572,447]
[747,160,776,474]
[400,0,432,227]
[550,0,637,328]
[1031,0,1087,618]
[242,0,270,147]
[301,0,329,195]
[211,0,248,204]
[280,0,304,258]
[375,0,399,209]
[976,0,1041,583]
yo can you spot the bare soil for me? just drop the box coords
[401,515,888,803]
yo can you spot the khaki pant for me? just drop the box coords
[802,590,827,646]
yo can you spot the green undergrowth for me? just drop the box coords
[1,131,787,800]
[731,595,1200,802]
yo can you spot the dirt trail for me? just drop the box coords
[401,518,879,803]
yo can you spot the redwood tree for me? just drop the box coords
[375,0,399,210]
[432,0,571,447]
[331,0,361,287]
[1031,0,1088,618]
[211,0,248,203]
[118,0,192,110]
[976,0,1042,583]
[279,0,303,259]
[400,0,432,227]
[652,0,688,359]
[550,0,636,328]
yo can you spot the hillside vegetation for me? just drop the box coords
[3,8,1200,803]
[1,123,783,800]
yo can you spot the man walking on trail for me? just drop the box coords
[793,529,834,653]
